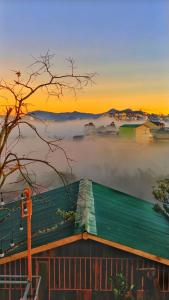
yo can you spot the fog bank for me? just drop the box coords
[2,118,169,202]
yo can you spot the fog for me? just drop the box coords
[2,117,169,202]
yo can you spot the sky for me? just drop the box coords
[0,0,169,114]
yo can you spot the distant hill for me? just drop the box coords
[27,110,102,121]
[27,108,148,121]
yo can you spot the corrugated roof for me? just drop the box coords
[1,179,169,262]
[92,182,169,260]
[120,124,143,128]
[0,181,79,256]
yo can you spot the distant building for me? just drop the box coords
[103,122,117,135]
[114,111,146,121]
[144,120,164,129]
[119,124,152,142]
[73,135,84,141]
[148,113,160,122]
[154,129,169,140]
[144,121,165,139]
[114,112,127,120]
[114,112,119,120]
[162,115,169,122]
[97,122,117,135]
[151,121,165,129]
[121,112,127,120]
[84,122,96,135]
[97,125,107,134]
[84,122,117,136]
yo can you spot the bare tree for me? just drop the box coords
[0,52,95,194]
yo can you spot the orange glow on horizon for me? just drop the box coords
[0,57,169,115]
[0,92,169,115]
[0,75,169,115]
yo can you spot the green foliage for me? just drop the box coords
[153,179,169,203]
[153,179,169,216]
[163,204,169,214]
[153,203,163,213]
[56,208,76,222]
[109,272,134,300]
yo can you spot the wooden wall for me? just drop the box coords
[0,240,169,300]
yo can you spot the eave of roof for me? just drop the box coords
[120,124,143,128]
[1,232,169,267]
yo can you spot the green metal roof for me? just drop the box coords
[0,181,79,256]
[120,124,143,128]
[1,179,169,261]
[92,182,169,260]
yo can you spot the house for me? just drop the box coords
[114,112,127,121]
[144,121,165,138]
[121,112,127,120]
[1,179,169,300]
[96,125,106,134]
[114,112,120,120]
[144,120,163,130]
[84,122,117,136]
[119,124,152,142]
[154,129,169,140]
[84,122,96,135]
[73,135,84,141]
[96,124,117,136]
[151,121,165,129]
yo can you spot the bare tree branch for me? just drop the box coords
[0,52,95,192]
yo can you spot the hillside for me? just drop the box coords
[27,108,147,121]
[27,110,102,121]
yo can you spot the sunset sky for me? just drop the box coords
[0,0,169,114]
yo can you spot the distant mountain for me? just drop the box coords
[27,110,102,121]
[27,108,147,121]
[107,108,118,114]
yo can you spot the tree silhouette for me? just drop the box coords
[0,52,95,193]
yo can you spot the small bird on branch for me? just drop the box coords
[11,69,21,82]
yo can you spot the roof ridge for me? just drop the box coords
[75,178,97,235]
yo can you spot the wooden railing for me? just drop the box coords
[0,256,169,299]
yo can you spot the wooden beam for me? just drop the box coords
[0,234,82,265]
[1,232,169,267]
[86,233,169,266]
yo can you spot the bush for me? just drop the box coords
[153,203,163,213]
[109,272,135,300]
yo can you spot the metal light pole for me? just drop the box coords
[21,188,32,282]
